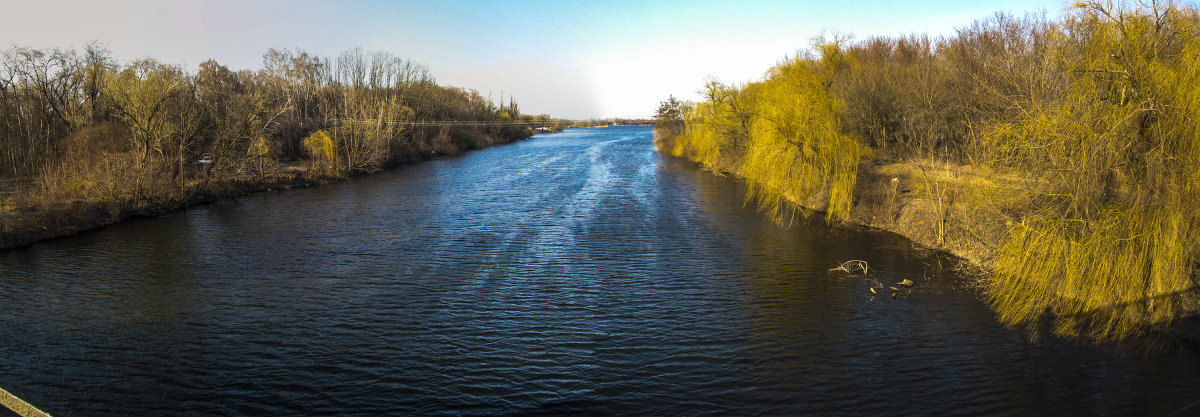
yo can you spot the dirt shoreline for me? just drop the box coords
[769,157,1011,271]
[681,155,1200,348]
[0,174,319,250]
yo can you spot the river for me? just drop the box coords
[1,126,1198,416]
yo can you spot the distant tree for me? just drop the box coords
[196,59,271,180]
[654,95,685,137]
[81,41,116,124]
[105,59,185,164]
[0,46,85,175]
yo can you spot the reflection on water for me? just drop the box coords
[1,127,1198,416]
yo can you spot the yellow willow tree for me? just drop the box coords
[302,129,337,178]
[741,55,868,224]
[669,78,754,174]
[982,1,1200,341]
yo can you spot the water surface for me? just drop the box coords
[2,126,1198,416]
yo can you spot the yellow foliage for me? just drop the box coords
[668,80,753,174]
[662,1,1200,342]
[981,4,1200,340]
[302,130,337,175]
[672,101,729,169]
[671,58,868,224]
[249,136,270,157]
[989,206,1198,341]
[742,58,867,223]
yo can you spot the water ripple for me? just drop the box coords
[1,127,1199,416]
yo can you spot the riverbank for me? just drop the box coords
[672,154,1003,273]
[848,159,1012,270]
[0,136,534,250]
[1,43,573,251]
[653,1,1200,342]
[668,149,1200,347]
[0,168,312,250]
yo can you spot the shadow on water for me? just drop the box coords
[657,153,1200,416]
[1,127,1199,416]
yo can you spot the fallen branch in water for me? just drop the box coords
[830,259,871,276]
[831,260,919,299]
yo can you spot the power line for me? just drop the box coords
[331,119,569,127]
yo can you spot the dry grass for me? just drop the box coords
[1,156,314,249]
[851,159,1027,269]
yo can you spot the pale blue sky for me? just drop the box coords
[3,0,1066,119]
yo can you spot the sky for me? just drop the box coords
[2,0,1066,119]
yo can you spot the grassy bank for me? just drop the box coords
[0,166,310,249]
[0,130,544,250]
[655,1,1200,343]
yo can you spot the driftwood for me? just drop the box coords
[830,260,915,299]
[829,259,871,276]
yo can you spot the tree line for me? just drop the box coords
[655,1,1200,342]
[1,44,563,212]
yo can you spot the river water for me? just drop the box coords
[1,126,1198,416]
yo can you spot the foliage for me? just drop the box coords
[105,59,187,162]
[1,44,544,192]
[661,54,868,224]
[1,44,553,254]
[302,130,337,177]
[657,0,1200,341]
[742,56,867,223]
[0,44,110,176]
[652,95,688,151]
[980,1,1200,340]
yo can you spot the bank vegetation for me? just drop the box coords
[655,1,1200,343]
[0,45,564,248]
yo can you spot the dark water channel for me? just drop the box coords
[2,126,1199,416]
